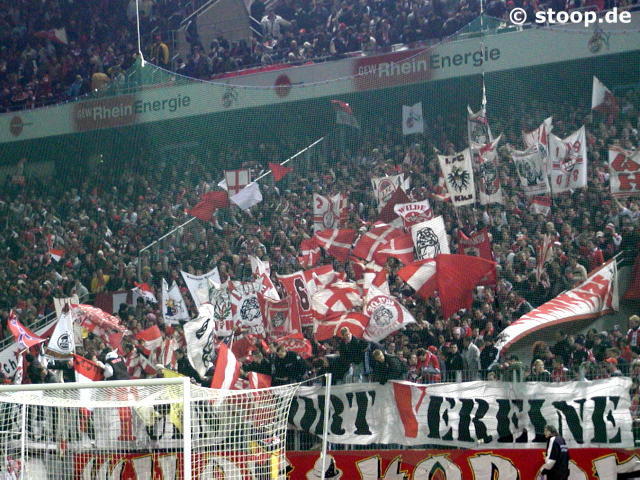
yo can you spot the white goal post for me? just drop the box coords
[0,377,324,480]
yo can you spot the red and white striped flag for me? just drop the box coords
[530,196,552,216]
[132,282,157,304]
[211,343,241,389]
[248,371,272,389]
[536,234,555,283]
[48,248,65,262]
[373,232,415,265]
[158,337,179,369]
[314,312,369,341]
[311,282,362,320]
[352,224,404,262]
[313,229,356,262]
[397,259,438,300]
[135,325,163,356]
[298,238,320,268]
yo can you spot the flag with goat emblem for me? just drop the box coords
[363,286,416,342]
[230,282,265,336]
[473,136,503,205]
[411,216,449,260]
[437,149,476,207]
[510,145,550,196]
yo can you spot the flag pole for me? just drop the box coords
[253,136,325,183]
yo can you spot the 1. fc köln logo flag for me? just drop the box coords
[549,126,588,194]
[260,296,297,338]
[473,136,503,205]
[223,169,251,196]
[363,286,416,342]
[609,147,640,197]
[437,149,476,206]
[313,193,347,232]
[372,175,407,212]
[457,229,493,261]
[510,146,550,196]
[393,199,433,229]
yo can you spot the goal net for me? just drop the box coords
[0,378,303,480]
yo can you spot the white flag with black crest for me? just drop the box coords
[437,148,476,206]
[510,145,551,196]
[411,216,449,260]
[230,282,265,336]
[183,304,217,377]
[46,311,75,357]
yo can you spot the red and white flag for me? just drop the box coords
[71,304,125,333]
[136,325,163,356]
[377,187,411,225]
[431,171,451,202]
[34,27,68,44]
[397,259,438,300]
[261,296,297,337]
[277,265,336,328]
[273,333,313,359]
[457,229,493,261]
[248,371,272,389]
[211,343,241,389]
[314,229,355,262]
[158,337,179,369]
[314,312,369,341]
[268,162,293,182]
[48,248,65,262]
[229,283,265,335]
[298,238,320,268]
[609,147,640,197]
[13,353,24,385]
[473,136,503,205]
[132,282,157,304]
[311,282,362,320]
[530,196,552,216]
[351,259,389,296]
[250,256,279,301]
[591,76,619,117]
[313,193,347,232]
[352,223,404,262]
[536,234,555,283]
[8,310,46,351]
[467,105,493,147]
[46,311,75,357]
[230,182,262,210]
[331,99,360,128]
[74,354,104,383]
[372,175,407,212]
[394,199,433,229]
[373,232,415,266]
[187,191,229,222]
[223,169,251,196]
[523,116,553,175]
[363,286,416,342]
[549,126,588,194]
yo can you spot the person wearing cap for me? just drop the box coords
[539,424,570,480]
[94,348,130,381]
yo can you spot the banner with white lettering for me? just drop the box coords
[609,147,640,197]
[437,149,475,206]
[510,146,550,196]
[496,260,618,354]
[549,126,588,194]
[393,199,433,229]
[290,377,633,448]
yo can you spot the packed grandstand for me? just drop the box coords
[1,0,640,478]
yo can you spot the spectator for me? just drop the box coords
[271,345,308,386]
[337,327,376,382]
[370,349,407,384]
[526,359,552,382]
[461,336,481,381]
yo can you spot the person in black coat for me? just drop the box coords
[371,349,407,385]
[242,350,273,377]
[540,424,570,480]
[175,348,202,383]
[271,346,308,386]
[337,327,380,381]
[310,355,350,384]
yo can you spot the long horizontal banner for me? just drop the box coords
[495,259,618,353]
[2,16,640,144]
[289,378,633,448]
[45,449,640,479]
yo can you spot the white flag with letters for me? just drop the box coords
[437,148,476,206]
[363,286,416,342]
[549,126,588,194]
[411,216,449,260]
[162,279,190,325]
[402,102,424,135]
[393,199,433,228]
[181,267,221,310]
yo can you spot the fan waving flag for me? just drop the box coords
[313,193,347,232]
[162,279,190,325]
[313,229,356,262]
[363,286,416,342]
[136,325,163,356]
[456,229,493,261]
[132,282,157,304]
[352,223,404,262]
[473,136,503,205]
[211,343,241,389]
[8,310,46,351]
[46,311,75,357]
[397,259,438,300]
[187,191,229,222]
[74,354,104,383]
[373,232,415,265]
[331,99,360,128]
[273,333,313,359]
[530,196,552,216]
[298,238,320,268]
[49,248,65,262]
[592,76,619,118]
[230,182,263,210]
[314,312,369,341]
[268,162,293,182]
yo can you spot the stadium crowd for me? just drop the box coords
[2,0,637,112]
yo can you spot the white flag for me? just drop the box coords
[313,193,347,232]
[393,199,433,229]
[402,102,424,135]
[549,126,588,194]
[510,145,550,196]
[230,283,265,335]
[411,216,449,260]
[609,147,640,197]
[181,267,221,310]
[230,182,263,210]
[437,148,476,206]
[372,174,405,211]
[467,105,493,147]
[47,311,75,357]
[183,304,217,377]
[473,135,503,205]
[363,286,416,342]
[523,116,553,175]
[162,279,190,325]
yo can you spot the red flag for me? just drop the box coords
[311,282,362,320]
[268,162,293,182]
[530,196,552,216]
[314,312,369,341]
[135,325,163,356]
[231,334,264,359]
[352,224,404,262]
[298,238,320,268]
[277,265,336,328]
[248,371,272,389]
[260,296,298,337]
[8,310,46,351]
[132,282,157,303]
[72,304,125,333]
[373,232,415,265]
[273,333,313,359]
[314,229,356,262]
[73,354,104,382]
[48,248,65,262]
[211,343,241,389]
[187,191,229,222]
[378,187,411,224]
[397,259,438,300]
[437,255,496,318]
[456,229,494,261]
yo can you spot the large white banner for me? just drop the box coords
[161,279,190,325]
[411,216,449,260]
[181,267,221,310]
[290,377,633,448]
[313,193,346,232]
[402,102,424,135]
[437,149,475,206]
[496,260,618,353]
[609,146,640,197]
[510,146,550,196]
[549,126,588,194]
